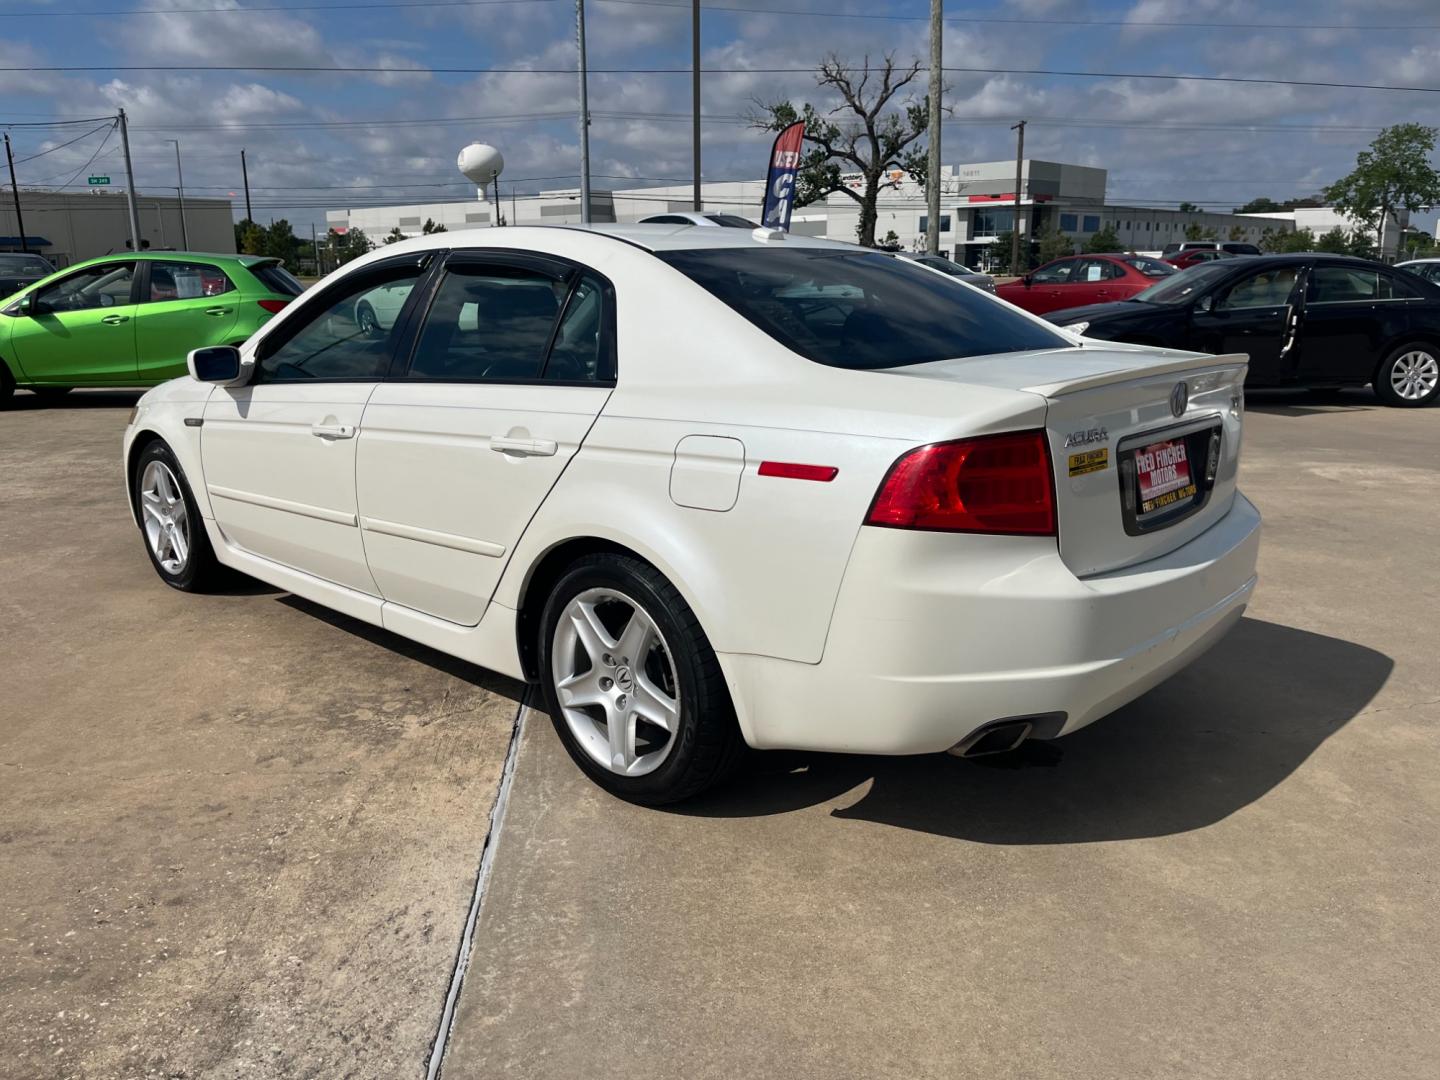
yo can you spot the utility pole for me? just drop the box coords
[691,0,701,211]
[1010,119,1025,275]
[118,109,142,254]
[925,0,942,255]
[576,0,592,224]
[167,139,189,250]
[240,148,253,223]
[311,221,320,275]
[3,133,28,253]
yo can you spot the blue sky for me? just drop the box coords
[2,0,1439,234]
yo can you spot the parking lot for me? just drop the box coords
[2,388,1438,1078]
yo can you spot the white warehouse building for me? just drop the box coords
[326,159,1295,269]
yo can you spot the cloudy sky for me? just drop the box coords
[3,0,1439,234]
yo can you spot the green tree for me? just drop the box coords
[1228,225,1247,241]
[1177,201,1200,213]
[1235,196,1282,214]
[383,225,407,245]
[1035,226,1073,263]
[1313,226,1351,254]
[1086,224,1121,252]
[1324,124,1440,257]
[236,220,266,256]
[1260,227,1312,253]
[1183,223,1218,242]
[421,218,447,234]
[988,230,1017,274]
[751,53,932,247]
[328,227,372,266]
[879,229,901,249]
[262,219,299,265]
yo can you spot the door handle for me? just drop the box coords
[100,314,130,325]
[310,422,355,440]
[490,436,557,457]
[204,307,233,317]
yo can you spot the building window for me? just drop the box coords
[1059,213,1078,232]
[1083,215,1100,232]
[918,214,952,234]
[974,208,1015,236]
[398,216,422,228]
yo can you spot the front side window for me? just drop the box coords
[407,264,568,381]
[36,262,135,312]
[147,260,234,302]
[1031,259,1075,284]
[658,247,1070,370]
[257,262,425,382]
[1217,267,1300,311]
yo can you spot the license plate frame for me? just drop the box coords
[1116,418,1222,536]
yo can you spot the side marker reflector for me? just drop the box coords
[758,461,838,482]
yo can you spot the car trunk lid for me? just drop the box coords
[886,345,1248,576]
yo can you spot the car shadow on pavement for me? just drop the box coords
[675,617,1392,844]
[279,595,527,702]
[8,389,144,409]
[1245,388,1382,416]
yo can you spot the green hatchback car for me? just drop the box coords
[0,251,303,405]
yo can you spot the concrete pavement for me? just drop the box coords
[442,389,1440,1080]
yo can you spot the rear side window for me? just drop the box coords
[407,265,567,381]
[1307,266,1419,303]
[249,262,305,297]
[659,247,1069,370]
[148,260,233,301]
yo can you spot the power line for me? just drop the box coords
[42,121,119,192]
[8,122,115,166]
[2,63,1436,94]
[1,115,123,128]
[0,0,553,16]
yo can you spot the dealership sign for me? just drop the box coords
[761,121,805,231]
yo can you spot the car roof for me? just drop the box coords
[371,222,856,255]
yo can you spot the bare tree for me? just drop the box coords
[751,54,933,247]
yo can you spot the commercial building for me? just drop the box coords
[325,158,1295,269]
[1239,206,1408,257]
[0,189,236,267]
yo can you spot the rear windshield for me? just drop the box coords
[705,214,758,228]
[657,247,1069,369]
[249,262,305,296]
[1123,256,1176,277]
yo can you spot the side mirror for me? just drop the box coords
[1022,274,1033,287]
[187,345,251,387]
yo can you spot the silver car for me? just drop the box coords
[894,251,996,292]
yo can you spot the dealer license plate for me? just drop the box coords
[1133,437,1196,514]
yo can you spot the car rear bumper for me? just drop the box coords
[718,492,1261,755]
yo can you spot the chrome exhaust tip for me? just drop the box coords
[948,719,1034,758]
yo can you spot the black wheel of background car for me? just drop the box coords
[132,440,225,592]
[538,552,746,805]
[30,386,72,399]
[0,362,13,408]
[356,301,382,337]
[1373,342,1440,407]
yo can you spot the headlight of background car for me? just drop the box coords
[1064,321,1090,336]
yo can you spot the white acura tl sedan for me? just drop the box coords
[123,225,1260,804]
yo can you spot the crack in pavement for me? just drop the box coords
[424,693,530,1080]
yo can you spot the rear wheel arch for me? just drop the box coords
[515,537,646,681]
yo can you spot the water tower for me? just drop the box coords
[457,143,504,226]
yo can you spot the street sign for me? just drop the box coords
[87,176,110,185]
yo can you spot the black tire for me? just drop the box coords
[1373,342,1440,407]
[132,439,225,592]
[0,361,14,409]
[29,385,73,400]
[537,553,745,805]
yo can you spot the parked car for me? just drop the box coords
[1165,248,1238,270]
[638,212,758,228]
[994,253,1176,315]
[894,251,997,292]
[0,252,303,405]
[1047,254,1440,406]
[123,224,1259,804]
[0,252,56,300]
[1161,241,1263,257]
[1395,258,1440,285]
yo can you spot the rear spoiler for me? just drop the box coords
[1022,352,1249,398]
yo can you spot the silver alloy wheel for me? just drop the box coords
[1390,349,1440,401]
[551,587,681,777]
[357,303,380,336]
[140,460,191,575]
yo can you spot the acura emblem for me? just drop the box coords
[1169,381,1188,418]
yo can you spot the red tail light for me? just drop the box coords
[257,299,290,314]
[865,430,1056,535]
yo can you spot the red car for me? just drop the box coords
[1164,249,1238,270]
[995,253,1176,315]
